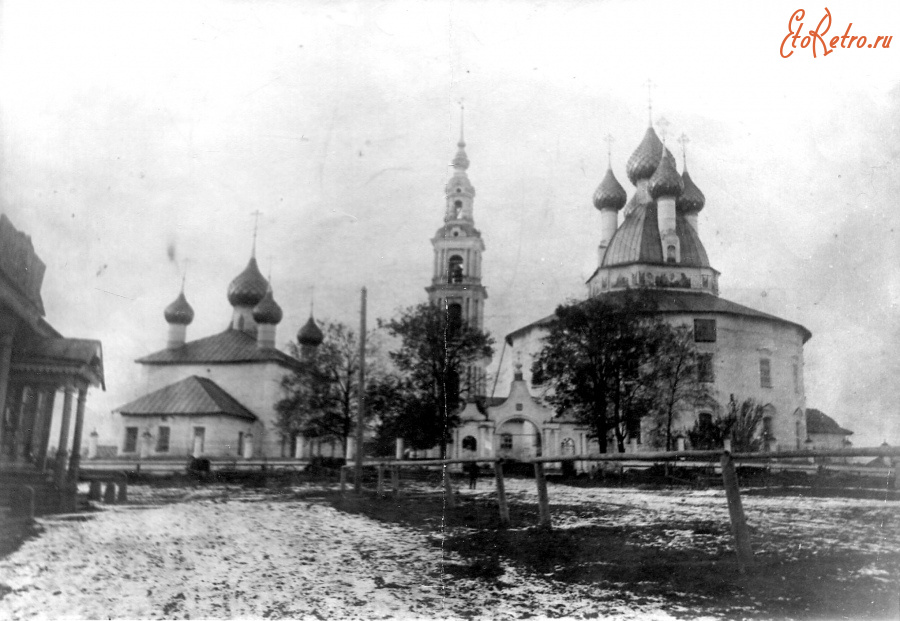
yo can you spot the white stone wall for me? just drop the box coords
[118,414,257,459]
[137,362,292,458]
[501,310,808,452]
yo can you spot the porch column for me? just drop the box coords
[453,428,461,459]
[0,333,13,459]
[294,436,304,459]
[552,429,560,457]
[12,386,34,462]
[36,387,57,470]
[68,386,88,481]
[55,386,75,486]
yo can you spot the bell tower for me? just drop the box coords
[425,109,488,394]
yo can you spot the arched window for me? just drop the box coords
[461,436,477,452]
[560,437,576,455]
[447,303,463,335]
[453,200,463,218]
[500,434,513,450]
[448,255,464,283]
[666,245,677,263]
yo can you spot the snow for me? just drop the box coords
[0,479,896,620]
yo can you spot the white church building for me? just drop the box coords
[113,249,333,461]
[445,118,812,463]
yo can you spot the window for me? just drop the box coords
[759,358,772,388]
[792,363,800,394]
[698,412,713,428]
[156,426,170,452]
[666,245,677,263]
[694,319,717,342]
[531,367,544,386]
[237,431,244,455]
[560,437,576,455]
[697,354,714,383]
[124,427,138,453]
[453,200,462,218]
[193,427,206,454]
[515,403,523,411]
[500,434,513,450]
[446,303,463,335]
[461,436,477,452]
[448,255,464,283]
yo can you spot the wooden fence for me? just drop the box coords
[342,445,900,573]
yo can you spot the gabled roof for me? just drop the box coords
[137,329,303,369]
[506,290,811,344]
[114,375,257,421]
[806,408,853,436]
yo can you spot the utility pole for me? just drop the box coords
[354,287,366,493]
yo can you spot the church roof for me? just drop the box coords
[297,315,324,347]
[114,375,257,421]
[593,167,627,212]
[164,291,194,325]
[227,256,269,307]
[806,408,853,436]
[137,329,303,368]
[506,289,811,344]
[677,169,705,213]
[601,198,710,267]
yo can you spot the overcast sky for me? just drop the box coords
[0,0,898,447]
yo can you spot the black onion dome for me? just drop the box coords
[227,257,269,307]
[252,287,283,325]
[164,291,194,325]
[297,316,324,347]
[677,169,706,213]
[626,127,663,185]
[593,167,627,212]
[648,148,684,199]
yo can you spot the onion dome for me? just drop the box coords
[227,257,269,307]
[297,315,324,347]
[252,286,283,325]
[592,167,627,212]
[626,127,663,185]
[648,148,684,199]
[164,291,194,325]
[676,169,706,213]
[452,140,470,171]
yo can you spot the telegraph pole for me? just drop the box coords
[354,287,367,493]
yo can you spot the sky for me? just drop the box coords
[0,0,898,447]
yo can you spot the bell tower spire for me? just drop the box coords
[426,108,489,395]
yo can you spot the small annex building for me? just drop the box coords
[113,248,331,461]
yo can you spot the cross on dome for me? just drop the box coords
[678,133,690,168]
[250,209,263,257]
[644,78,656,125]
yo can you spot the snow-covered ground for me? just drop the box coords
[0,479,896,620]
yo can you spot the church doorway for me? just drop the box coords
[495,418,541,461]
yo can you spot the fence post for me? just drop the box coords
[376,464,385,496]
[103,482,117,504]
[340,465,347,496]
[443,465,456,508]
[534,461,552,529]
[391,465,400,496]
[720,451,753,572]
[494,460,510,527]
[88,480,102,501]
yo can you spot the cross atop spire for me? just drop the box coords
[644,78,656,125]
[678,133,690,168]
[459,100,465,146]
[250,210,263,257]
[604,134,615,167]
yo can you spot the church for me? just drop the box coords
[442,116,812,464]
[113,242,332,461]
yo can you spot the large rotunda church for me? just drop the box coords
[490,121,812,458]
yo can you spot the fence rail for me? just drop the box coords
[341,445,900,573]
